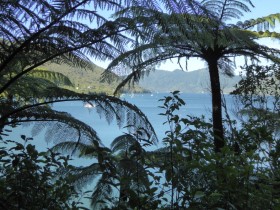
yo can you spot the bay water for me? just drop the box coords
[4,93,238,152]
[53,93,237,148]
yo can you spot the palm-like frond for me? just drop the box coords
[5,106,101,145]
[1,87,158,144]
[0,0,136,95]
[90,173,116,209]
[237,13,280,30]
[52,141,100,158]
[111,134,137,153]
[69,163,102,190]
[0,69,74,103]
[202,0,254,21]
[27,68,74,86]
[52,131,153,209]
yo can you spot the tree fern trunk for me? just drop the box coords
[208,59,225,152]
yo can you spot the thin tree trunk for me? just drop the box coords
[208,59,225,152]
[0,94,13,134]
[0,119,5,134]
[119,184,128,206]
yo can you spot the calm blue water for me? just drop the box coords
[3,93,237,150]
[124,93,237,143]
[52,93,236,147]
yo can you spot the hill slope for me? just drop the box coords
[139,68,241,93]
[43,63,147,95]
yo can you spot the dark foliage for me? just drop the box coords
[0,136,88,210]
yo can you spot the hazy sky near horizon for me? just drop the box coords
[93,1,280,72]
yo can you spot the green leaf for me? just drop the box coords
[194,191,205,199]
[165,169,172,183]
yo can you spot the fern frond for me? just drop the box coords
[202,0,254,21]
[2,87,158,144]
[7,106,102,146]
[51,141,100,157]
[91,174,116,209]
[68,163,102,190]
[239,13,280,30]
[111,134,137,154]
[28,69,73,86]
[0,0,133,95]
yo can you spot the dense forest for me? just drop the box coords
[1,0,280,209]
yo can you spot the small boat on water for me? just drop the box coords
[84,102,95,108]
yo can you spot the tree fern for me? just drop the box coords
[0,0,158,145]
[104,0,280,152]
[51,131,154,209]
[0,0,135,94]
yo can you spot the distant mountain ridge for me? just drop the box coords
[44,63,240,94]
[139,68,241,94]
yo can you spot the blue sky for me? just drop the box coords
[93,1,280,72]
[244,1,279,20]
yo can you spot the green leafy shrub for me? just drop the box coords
[0,136,88,210]
[153,90,280,209]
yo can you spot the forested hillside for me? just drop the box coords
[45,63,240,94]
[139,68,241,93]
[44,63,148,95]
